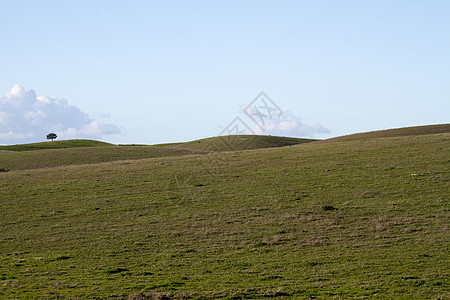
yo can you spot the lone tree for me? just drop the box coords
[47,133,57,141]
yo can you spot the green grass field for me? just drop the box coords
[0,126,449,298]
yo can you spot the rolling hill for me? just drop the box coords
[155,135,317,151]
[0,125,448,298]
[323,123,450,143]
[0,146,206,171]
[0,139,114,151]
[0,136,314,171]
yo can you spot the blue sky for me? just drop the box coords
[0,0,449,145]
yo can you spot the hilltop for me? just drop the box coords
[0,139,113,151]
[0,125,448,298]
[155,135,316,151]
[324,123,450,143]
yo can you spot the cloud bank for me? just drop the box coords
[0,84,120,144]
[252,111,329,138]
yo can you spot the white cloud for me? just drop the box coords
[252,111,329,138]
[0,84,120,144]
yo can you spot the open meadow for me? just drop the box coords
[0,126,449,298]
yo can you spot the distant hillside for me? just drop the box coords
[1,124,448,171]
[160,135,317,151]
[324,124,450,143]
[0,146,204,171]
[0,139,114,151]
[0,136,315,170]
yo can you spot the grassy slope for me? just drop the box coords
[0,132,448,298]
[0,139,114,151]
[324,123,450,143]
[157,135,316,151]
[0,136,314,171]
[0,146,205,171]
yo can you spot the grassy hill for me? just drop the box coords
[0,128,448,298]
[0,136,313,171]
[158,135,316,151]
[324,123,450,143]
[0,139,114,151]
[0,146,205,171]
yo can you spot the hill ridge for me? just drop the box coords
[157,135,317,151]
[0,139,114,151]
[324,123,450,143]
